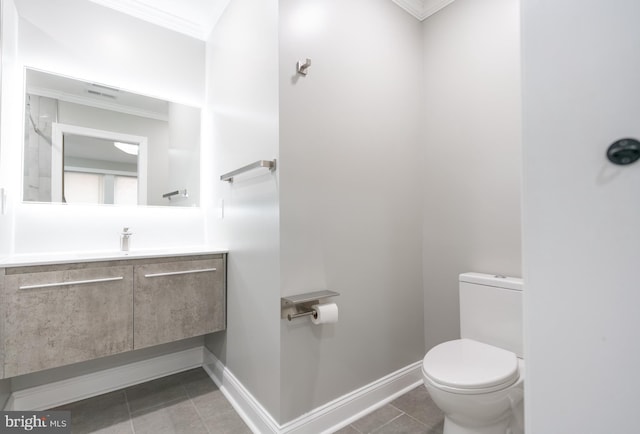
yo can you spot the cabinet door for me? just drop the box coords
[133,258,225,349]
[3,265,133,377]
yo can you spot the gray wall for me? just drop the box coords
[421,0,522,350]
[278,0,425,423]
[206,0,425,424]
[522,1,640,432]
[204,0,282,421]
[206,0,522,424]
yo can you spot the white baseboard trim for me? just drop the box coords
[203,350,280,433]
[5,346,204,411]
[285,361,423,434]
[203,348,423,434]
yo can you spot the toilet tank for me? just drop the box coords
[459,272,523,357]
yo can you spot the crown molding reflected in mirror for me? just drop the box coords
[23,68,201,207]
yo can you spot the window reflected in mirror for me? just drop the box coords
[62,133,140,205]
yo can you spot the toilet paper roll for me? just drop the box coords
[311,303,339,325]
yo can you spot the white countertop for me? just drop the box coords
[0,246,228,268]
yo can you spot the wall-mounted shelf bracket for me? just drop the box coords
[281,290,340,320]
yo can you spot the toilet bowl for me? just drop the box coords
[422,339,524,434]
[423,273,524,434]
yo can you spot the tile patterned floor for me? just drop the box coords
[51,369,442,434]
[335,385,444,434]
[51,368,251,434]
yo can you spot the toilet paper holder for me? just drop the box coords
[287,309,318,321]
[281,290,340,321]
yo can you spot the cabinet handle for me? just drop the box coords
[19,276,124,290]
[144,268,217,278]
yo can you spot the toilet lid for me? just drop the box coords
[422,339,519,391]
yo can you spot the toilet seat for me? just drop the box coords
[422,338,519,395]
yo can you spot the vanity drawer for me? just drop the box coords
[2,265,134,377]
[133,258,225,349]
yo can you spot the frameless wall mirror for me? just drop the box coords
[23,68,201,207]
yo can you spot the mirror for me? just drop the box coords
[54,124,147,205]
[23,69,201,207]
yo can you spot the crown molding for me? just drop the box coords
[92,0,452,38]
[89,0,207,40]
[391,0,457,21]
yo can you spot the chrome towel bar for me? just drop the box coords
[220,159,276,182]
[20,276,124,290]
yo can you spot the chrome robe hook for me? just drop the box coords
[296,58,312,76]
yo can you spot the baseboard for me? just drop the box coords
[282,361,423,434]
[203,348,423,434]
[5,346,204,411]
[203,350,280,433]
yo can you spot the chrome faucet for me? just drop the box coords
[121,227,132,252]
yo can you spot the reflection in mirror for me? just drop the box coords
[54,124,147,205]
[23,69,200,207]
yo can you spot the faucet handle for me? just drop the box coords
[122,227,132,234]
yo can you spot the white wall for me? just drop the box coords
[278,0,424,423]
[0,0,208,254]
[15,0,203,106]
[204,0,281,420]
[0,0,19,256]
[522,1,640,432]
[421,0,522,350]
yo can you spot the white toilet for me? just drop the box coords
[422,273,524,434]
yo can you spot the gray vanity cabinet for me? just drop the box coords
[0,253,226,378]
[2,264,134,377]
[133,257,225,349]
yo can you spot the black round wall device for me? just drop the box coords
[607,138,640,165]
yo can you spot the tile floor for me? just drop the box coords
[51,368,251,434]
[335,385,444,434]
[51,369,443,434]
